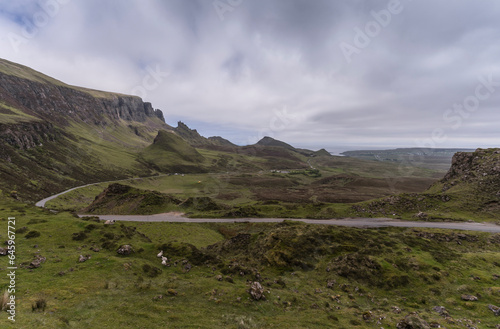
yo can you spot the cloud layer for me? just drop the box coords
[1,0,499,150]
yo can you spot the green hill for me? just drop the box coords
[140,130,207,173]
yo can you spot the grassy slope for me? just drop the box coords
[46,152,444,219]
[139,130,208,173]
[0,58,128,99]
[1,196,500,328]
[0,58,172,200]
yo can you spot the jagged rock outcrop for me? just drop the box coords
[441,148,500,186]
[0,121,60,150]
[174,121,213,146]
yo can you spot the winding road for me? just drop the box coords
[37,178,500,233]
[77,213,500,232]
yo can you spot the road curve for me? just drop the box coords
[78,213,500,233]
[35,175,168,207]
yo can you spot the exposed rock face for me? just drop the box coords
[0,72,165,126]
[0,121,59,150]
[174,121,212,146]
[0,59,171,200]
[441,148,500,186]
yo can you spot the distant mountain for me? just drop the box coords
[173,121,212,146]
[255,136,332,157]
[256,136,296,150]
[0,58,330,201]
[208,136,237,147]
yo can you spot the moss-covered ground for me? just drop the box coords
[1,196,500,328]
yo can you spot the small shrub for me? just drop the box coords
[101,241,118,250]
[84,224,99,232]
[167,289,178,296]
[103,232,115,240]
[25,230,41,239]
[72,232,87,241]
[32,297,47,312]
[27,218,48,225]
[16,226,28,234]
[142,264,162,278]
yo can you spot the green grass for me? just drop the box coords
[1,196,500,328]
[0,102,41,124]
[0,58,129,99]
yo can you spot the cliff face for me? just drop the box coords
[0,121,59,150]
[0,58,170,200]
[441,148,500,192]
[0,72,164,126]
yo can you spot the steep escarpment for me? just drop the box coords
[0,70,165,127]
[0,58,171,200]
[440,148,500,190]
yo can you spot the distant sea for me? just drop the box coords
[327,146,391,156]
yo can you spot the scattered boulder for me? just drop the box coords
[432,306,449,316]
[461,294,478,301]
[216,275,223,281]
[78,254,90,263]
[362,311,373,321]
[0,247,8,256]
[249,281,265,301]
[392,306,402,314]
[396,313,430,329]
[415,212,428,220]
[29,255,46,269]
[488,304,500,316]
[117,244,134,255]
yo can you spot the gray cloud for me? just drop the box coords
[0,0,499,150]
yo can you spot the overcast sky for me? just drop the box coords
[1,0,499,151]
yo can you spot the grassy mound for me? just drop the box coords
[140,130,208,173]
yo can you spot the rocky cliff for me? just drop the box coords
[441,148,500,189]
[0,58,170,200]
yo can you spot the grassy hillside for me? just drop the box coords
[139,130,208,173]
[0,58,172,200]
[1,196,500,328]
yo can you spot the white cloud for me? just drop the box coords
[0,0,499,150]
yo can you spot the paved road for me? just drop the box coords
[78,213,500,232]
[35,175,168,207]
[38,178,500,233]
